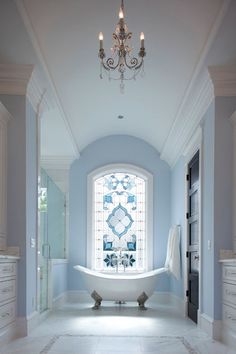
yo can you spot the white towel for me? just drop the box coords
[165,225,181,280]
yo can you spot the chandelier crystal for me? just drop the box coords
[98,0,146,93]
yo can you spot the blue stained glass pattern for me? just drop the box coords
[106,203,133,238]
[94,172,146,272]
[127,241,136,251]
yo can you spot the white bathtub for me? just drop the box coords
[74,225,180,309]
[74,265,168,309]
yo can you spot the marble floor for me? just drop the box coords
[0,297,235,354]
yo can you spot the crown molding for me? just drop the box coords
[27,71,53,116]
[41,155,76,171]
[41,155,76,193]
[161,69,214,168]
[0,63,53,117]
[15,0,80,158]
[183,126,202,163]
[160,0,231,168]
[0,63,33,95]
[208,64,236,97]
[0,101,12,123]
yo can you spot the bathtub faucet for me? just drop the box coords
[112,249,128,272]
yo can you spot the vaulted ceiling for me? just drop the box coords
[3,0,227,166]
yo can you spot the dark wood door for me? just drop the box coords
[187,151,199,324]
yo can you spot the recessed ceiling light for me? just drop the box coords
[118,115,124,119]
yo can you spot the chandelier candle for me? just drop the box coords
[99,32,103,49]
[98,0,146,93]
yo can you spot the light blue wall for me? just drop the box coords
[69,135,171,291]
[0,95,37,318]
[170,157,185,298]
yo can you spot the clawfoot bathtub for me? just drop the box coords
[73,265,168,310]
[74,225,180,309]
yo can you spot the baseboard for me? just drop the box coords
[67,290,91,303]
[15,310,50,337]
[52,292,68,308]
[199,313,222,340]
[0,322,18,347]
[152,291,185,315]
[66,290,185,313]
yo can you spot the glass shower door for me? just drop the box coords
[38,177,50,313]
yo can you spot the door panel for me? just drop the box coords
[187,151,199,323]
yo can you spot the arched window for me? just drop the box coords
[87,164,153,273]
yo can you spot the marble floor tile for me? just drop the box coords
[0,299,235,354]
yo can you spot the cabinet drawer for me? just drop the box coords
[222,265,236,283]
[0,301,15,329]
[223,304,236,331]
[0,262,16,278]
[0,279,16,303]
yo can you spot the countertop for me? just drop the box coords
[219,258,236,263]
[0,254,20,260]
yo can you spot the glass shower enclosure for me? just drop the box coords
[38,169,66,313]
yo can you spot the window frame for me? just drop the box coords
[87,163,153,272]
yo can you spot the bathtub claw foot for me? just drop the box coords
[91,290,102,310]
[137,292,148,310]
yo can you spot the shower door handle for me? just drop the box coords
[42,243,51,259]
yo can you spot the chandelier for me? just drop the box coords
[98,0,146,93]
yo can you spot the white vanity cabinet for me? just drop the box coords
[221,260,236,346]
[0,258,17,330]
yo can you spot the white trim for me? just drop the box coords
[87,164,153,272]
[66,290,184,313]
[199,313,222,340]
[0,64,52,117]
[160,0,230,167]
[66,290,92,303]
[161,69,214,168]
[26,71,53,115]
[52,292,67,309]
[183,127,202,162]
[50,258,68,265]
[208,65,236,97]
[41,155,75,170]
[0,322,18,346]
[15,311,40,337]
[0,63,33,95]
[0,102,12,123]
[15,0,80,159]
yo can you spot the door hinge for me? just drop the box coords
[186,212,189,219]
[186,251,189,258]
[186,174,189,181]
[186,290,189,297]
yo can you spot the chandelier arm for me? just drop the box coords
[134,57,144,70]
[124,55,140,70]
[102,57,121,71]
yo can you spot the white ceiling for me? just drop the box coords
[16,0,224,160]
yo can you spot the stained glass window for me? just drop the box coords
[93,172,146,272]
